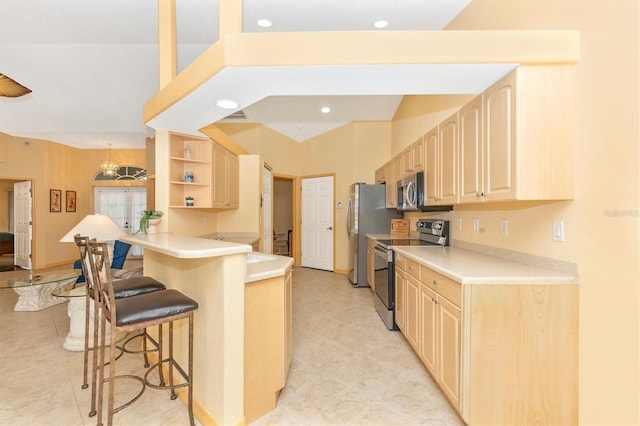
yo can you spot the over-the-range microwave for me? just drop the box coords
[396,171,452,212]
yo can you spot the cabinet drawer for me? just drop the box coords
[420,266,461,307]
[394,252,406,270]
[406,258,420,280]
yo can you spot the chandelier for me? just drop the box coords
[100,143,120,176]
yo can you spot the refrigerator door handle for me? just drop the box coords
[346,197,352,236]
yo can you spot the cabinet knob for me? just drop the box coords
[432,280,438,285]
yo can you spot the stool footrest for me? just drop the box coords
[108,374,146,415]
[144,358,190,391]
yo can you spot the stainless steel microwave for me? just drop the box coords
[397,172,424,212]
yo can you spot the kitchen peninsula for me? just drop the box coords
[121,232,293,425]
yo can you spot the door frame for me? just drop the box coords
[297,173,335,270]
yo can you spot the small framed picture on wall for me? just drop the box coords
[50,189,62,212]
[66,191,76,212]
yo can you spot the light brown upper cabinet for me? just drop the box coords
[169,133,212,208]
[384,156,397,208]
[424,112,459,206]
[212,143,239,209]
[460,66,575,203]
[374,165,386,184]
[403,136,425,176]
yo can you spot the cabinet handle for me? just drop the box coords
[476,191,485,197]
[432,279,438,285]
[408,266,416,270]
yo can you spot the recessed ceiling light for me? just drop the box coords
[373,20,389,29]
[320,107,331,114]
[257,19,272,28]
[216,99,239,109]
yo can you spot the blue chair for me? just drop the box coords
[74,240,131,283]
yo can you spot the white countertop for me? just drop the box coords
[121,233,252,259]
[394,246,577,285]
[245,252,294,283]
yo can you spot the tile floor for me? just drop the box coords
[0,266,461,425]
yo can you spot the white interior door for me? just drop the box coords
[94,187,146,256]
[13,181,32,269]
[263,167,272,253]
[301,176,334,271]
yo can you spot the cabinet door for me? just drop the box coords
[439,112,458,204]
[366,247,375,291]
[212,144,228,207]
[459,95,483,203]
[419,283,437,375]
[403,146,413,175]
[424,127,438,205]
[438,296,461,409]
[394,267,406,331]
[412,137,425,172]
[283,269,293,380]
[484,71,516,201]
[394,155,404,182]
[227,152,239,208]
[404,274,420,351]
[375,166,386,184]
[385,161,396,208]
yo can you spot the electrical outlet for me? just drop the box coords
[500,219,508,236]
[473,218,480,232]
[456,217,462,230]
[552,221,565,242]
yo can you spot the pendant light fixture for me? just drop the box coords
[100,143,119,177]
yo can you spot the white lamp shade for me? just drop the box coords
[59,214,125,242]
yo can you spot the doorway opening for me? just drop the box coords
[273,175,295,260]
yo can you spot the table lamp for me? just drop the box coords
[60,214,125,243]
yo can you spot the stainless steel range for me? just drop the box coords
[373,218,450,330]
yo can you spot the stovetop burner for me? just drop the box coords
[375,238,438,248]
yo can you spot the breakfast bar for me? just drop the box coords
[121,232,251,426]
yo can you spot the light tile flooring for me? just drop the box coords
[0,266,461,425]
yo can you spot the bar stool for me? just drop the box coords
[74,235,166,417]
[88,241,198,426]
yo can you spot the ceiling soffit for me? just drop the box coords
[144,30,580,140]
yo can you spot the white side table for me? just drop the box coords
[60,286,111,352]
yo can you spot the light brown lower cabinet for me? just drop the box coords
[244,268,293,423]
[398,262,578,425]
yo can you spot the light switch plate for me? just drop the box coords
[456,217,462,230]
[473,218,480,232]
[552,221,565,242]
[500,219,508,236]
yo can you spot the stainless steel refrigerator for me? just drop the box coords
[347,183,402,287]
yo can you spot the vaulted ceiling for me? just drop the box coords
[0,0,524,149]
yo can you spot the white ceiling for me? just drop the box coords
[0,0,517,149]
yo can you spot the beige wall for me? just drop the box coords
[440,2,638,424]
[0,132,147,268]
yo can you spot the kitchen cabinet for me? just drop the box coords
[404,259,420,352]
[245,267,293,424]
[424,112,459,206]
[384,154,403,209]
[402,137,425,176]
[168,131,239,210]
[395,250,578,425]
[394,253,406,331]
[419,266,462,410]
[461,65,575,203]
[212,143,239,209]
[374,166,385,184]
[459,95,483,203]
[169,132,212,208]
[366,238,375,291]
